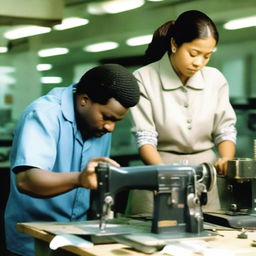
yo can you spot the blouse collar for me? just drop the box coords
[159,53,205,90]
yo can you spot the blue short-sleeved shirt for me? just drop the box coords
[5,84,111,256]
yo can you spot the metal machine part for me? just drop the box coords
[94,163,216,235]
[204,156,256,228]
[99,195,113,230]
[225,158,256,215]
[227,158,256,180]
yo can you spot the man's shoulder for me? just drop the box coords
[19,84,76,126]
[26,94,61,114]
[26,86,73,114]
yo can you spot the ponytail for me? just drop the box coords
[144,20,175,64]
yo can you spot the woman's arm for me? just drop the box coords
[139,144,163,165]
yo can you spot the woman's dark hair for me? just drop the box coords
[145,10,219,64]
[76,64,140,108]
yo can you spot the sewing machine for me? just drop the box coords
[204,158,256,228]
[88,163,216,253]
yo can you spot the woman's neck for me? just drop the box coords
[169,55,188,85]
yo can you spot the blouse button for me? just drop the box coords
[181,87,187,92]
[187,125,192,130]
[184,103,189,108]
[187,119,192,123]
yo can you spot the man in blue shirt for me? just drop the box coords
[4,64,140,256]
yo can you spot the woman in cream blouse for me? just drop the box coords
[129,10,236,215]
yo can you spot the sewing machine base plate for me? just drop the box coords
[110,230,214,254]
[84,217,215,254]
[24,218,216,254]
[204,212,256,229]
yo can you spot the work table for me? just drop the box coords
[17,220,256,256]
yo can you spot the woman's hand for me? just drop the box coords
[214,157,232,176]
[79,157,120,189]
[215,141,235,176]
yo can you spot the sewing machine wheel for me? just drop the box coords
[200,163,216,192]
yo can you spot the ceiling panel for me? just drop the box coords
[1,0,256,70]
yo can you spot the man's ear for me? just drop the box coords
[80,94,89,106]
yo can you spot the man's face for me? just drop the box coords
[76,95,128,138]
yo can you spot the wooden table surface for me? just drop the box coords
[17,221,256,256]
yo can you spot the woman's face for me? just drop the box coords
[170,36,216,84]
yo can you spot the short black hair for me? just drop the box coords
[76,64,140,108]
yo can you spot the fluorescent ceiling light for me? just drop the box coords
[53,17,89,31]
[126,34,152,46]
[0,47,8,53]
[0,66,15,73]
[224,16,256,30]
[4,26,51,40]
[84,42,119,52]
[41,76,63,84]
[0,75,16,84]
[36,64,53,71]
[0,66,16,84]
[87,0,145,15]
[38,48,69,57]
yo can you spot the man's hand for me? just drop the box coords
[79,157,120,189]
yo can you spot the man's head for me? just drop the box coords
[75,64,140,138]
[76,64,140,108]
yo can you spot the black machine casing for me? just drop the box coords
[92,163,215,235]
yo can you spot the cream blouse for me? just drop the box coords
[130,53,237,153]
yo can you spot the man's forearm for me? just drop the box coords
[16,168,80,197]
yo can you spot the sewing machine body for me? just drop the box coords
[85,163,217,253]
[94,163,215,234]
